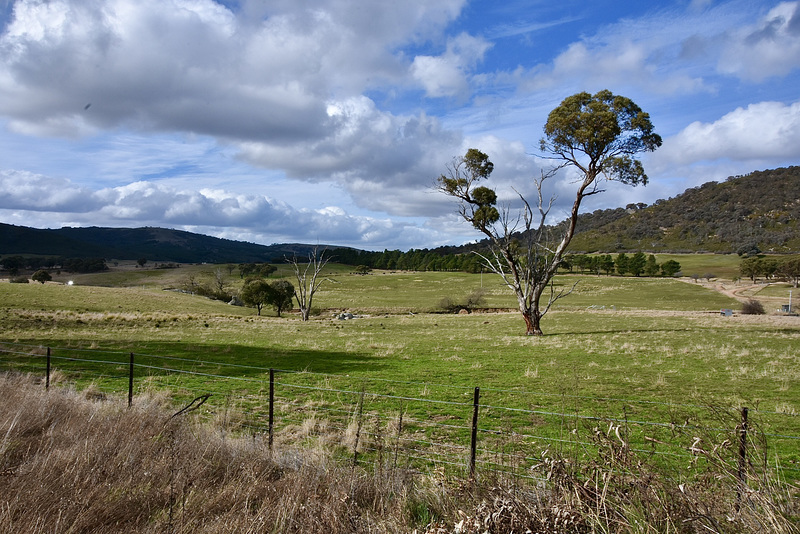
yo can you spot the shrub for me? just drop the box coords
[31,270,52,284]
[9,276,29,283]
[741,299,765,315]
[437,288,487,314]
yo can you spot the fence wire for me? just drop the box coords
[1,341,798,482]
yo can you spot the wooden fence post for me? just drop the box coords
[736,407,748,511]
[352,389,366,467]
[470,387,480,479]
[268,368,274,450]
[45,347,51,390]
[393,404,404,471]
[128,352,134,408]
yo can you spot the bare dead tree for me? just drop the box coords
[438,151,576,335]
[288,246,330,321]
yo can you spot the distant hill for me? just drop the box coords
[0,224,345,263]
[565,166,800,254]
[1,166,798,263]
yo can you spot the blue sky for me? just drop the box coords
[1,0,799,250]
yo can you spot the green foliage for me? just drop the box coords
[62,258,108,273]
[615,253,629,275]
[436,148,500,232]
[541,89,662,184]
[777,256,800,286]
[239,263,277,279]
[628,251,647,276]
[740,256,781,282]
[268,279,294,317]
[31,270,52,284]
[240,279,273,315]
[660,259,682,277]
[644,254,659,276]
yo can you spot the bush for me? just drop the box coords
[9,276,29,283]
[741,299,765,315]
[438,288,488,314]
[31,270,52,284]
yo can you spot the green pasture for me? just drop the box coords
[650,253,743,279]
[2,266,799,477]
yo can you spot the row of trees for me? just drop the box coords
[565,253,681,277]
[740,256,800,286]
[0,256,108,275]
[240,279,295,316]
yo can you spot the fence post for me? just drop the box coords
[352,388,366,468]
[736,406,748,511]
[46,347,51,390]
[268,368,274,450]
[393,404,404,471]
[470,387,480,479]
[128,352,134,408]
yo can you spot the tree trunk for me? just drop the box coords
[522,308,543,336]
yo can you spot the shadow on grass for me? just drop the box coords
[1,339,386,381]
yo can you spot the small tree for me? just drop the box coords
[739,257,761,282]
[628,252,647,277]
[31,270,52,284]
[644,254,659,277]
[268,280,294,317]
[660,259,681,277]
[137,258,147,268]
[240,279,274,316]
[438,90,660,335]
[615,253,629,275]
[289,247,330,321]
[213,268,227,296]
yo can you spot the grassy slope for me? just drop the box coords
[2,270,793,408]
[2,264,798,472]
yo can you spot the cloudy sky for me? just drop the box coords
[1,0,799,251]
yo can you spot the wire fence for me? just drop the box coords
[1,341,799,484]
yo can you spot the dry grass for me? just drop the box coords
[0,373,425,533]
[1,373,798,533]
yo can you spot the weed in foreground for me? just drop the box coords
[1,373,797,533]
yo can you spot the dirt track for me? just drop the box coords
[685,277,796,313]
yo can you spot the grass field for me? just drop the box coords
[2,260,799,483]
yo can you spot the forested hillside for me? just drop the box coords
[567,166,800,253]
[0,224,345,263]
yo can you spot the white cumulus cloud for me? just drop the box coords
[655,100,800,166]
[718,1,800,81]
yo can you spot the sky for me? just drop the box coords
[0,0,799,251]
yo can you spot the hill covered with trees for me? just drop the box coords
[0,224,350,264]
[566,166,800,254]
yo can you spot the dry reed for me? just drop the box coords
[1,372,797,533]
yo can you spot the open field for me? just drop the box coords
[3,262,800,530]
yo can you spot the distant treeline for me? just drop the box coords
[326,248,485,272]
[242,249,683,278]
[0,256,108,274]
